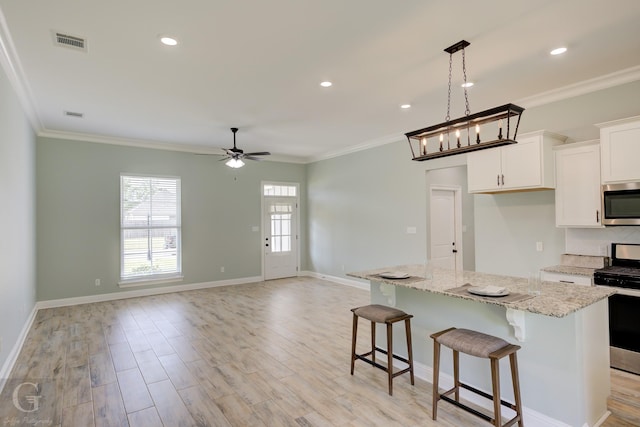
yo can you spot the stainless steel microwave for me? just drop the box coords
[602,182,640,225]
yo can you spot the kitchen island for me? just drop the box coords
[348,265,615,427]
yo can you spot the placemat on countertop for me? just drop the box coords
[446,284,535,304]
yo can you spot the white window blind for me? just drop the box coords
[120,175,181,281]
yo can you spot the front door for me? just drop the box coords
[263,196,298,280]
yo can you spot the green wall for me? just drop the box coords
[307,80,640,281]
[36,137,306,301]
[0,62,36,373]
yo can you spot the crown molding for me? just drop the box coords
[37,129,307,163]
[0,8,42,132]
[308,132,404,163]
[515,65,640,109]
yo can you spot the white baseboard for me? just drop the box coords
[36,275,264,309]
[0,304,38,394]
[300,270,369,290]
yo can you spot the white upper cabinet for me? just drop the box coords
[554,141,602,228]
[598,116,640,184]
[467,130,566,193]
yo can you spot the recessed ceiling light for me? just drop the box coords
[160,36,178,46]
[461,82,474,88]
[400,104,411,109]
[320,81,332,88]
[550,47,567,56]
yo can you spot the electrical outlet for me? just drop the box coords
[220,266,225,273]
[95,279,101,286]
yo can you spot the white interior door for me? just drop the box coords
[430,187,462,270]
[264,197,298,280]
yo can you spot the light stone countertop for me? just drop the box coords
[348,265,615,318]
[541,265,597,277]
[540,254,608,277]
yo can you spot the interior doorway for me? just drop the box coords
[429,185,463,270]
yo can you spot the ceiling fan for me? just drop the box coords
[220,127,271,168]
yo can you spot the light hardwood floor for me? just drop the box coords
[0,277,634,426]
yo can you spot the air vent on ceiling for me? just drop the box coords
[52,31,87,52]
[64,111,84,118]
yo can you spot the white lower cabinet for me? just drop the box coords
[554,141,602,227]
[541,271,593,286]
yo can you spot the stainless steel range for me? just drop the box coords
[594,243,640,375]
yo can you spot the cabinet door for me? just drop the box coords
[467,148,502,192]
[601,122,640,183]
[555,144,602,227]
[501,139,541,189]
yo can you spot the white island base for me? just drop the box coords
[352,267,612,427]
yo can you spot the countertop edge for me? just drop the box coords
[348,267,615,318]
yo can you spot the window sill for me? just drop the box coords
[118,274,184,288]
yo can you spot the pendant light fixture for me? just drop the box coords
[405,40,524,161]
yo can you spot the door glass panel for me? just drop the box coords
[269,203,292,253]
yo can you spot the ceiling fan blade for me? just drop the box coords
[243,155,265,161]
[243,152,271,156]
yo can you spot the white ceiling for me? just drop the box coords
[1,0,639,162]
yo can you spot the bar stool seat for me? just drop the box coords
[350,304,414,395]
[431,327,524,427]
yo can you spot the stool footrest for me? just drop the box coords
[355,346,412,373]
[439,382,521,426]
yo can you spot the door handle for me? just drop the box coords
[452,249,458,253]
[265,244,269,247]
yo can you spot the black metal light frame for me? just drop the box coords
[405,103,524,161]
[405,39,524,161]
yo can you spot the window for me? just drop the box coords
[263,184,297,197]
[120,175,181,283]
[269,203,292,253]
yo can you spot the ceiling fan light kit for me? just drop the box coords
[405,40,524,161]
[220,127,271,168]
[225,158,245,168]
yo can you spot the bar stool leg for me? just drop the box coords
[405,318,415,385]
[371,321,376,365]
[510,352,524,426]
[432,339,440,420]
[490,358,502,427]
[453,350,460,401]
[386,322,394,395]
[350,313,358,375]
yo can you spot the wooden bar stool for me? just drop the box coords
[350,304,414,395]
[431,327,524,427]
